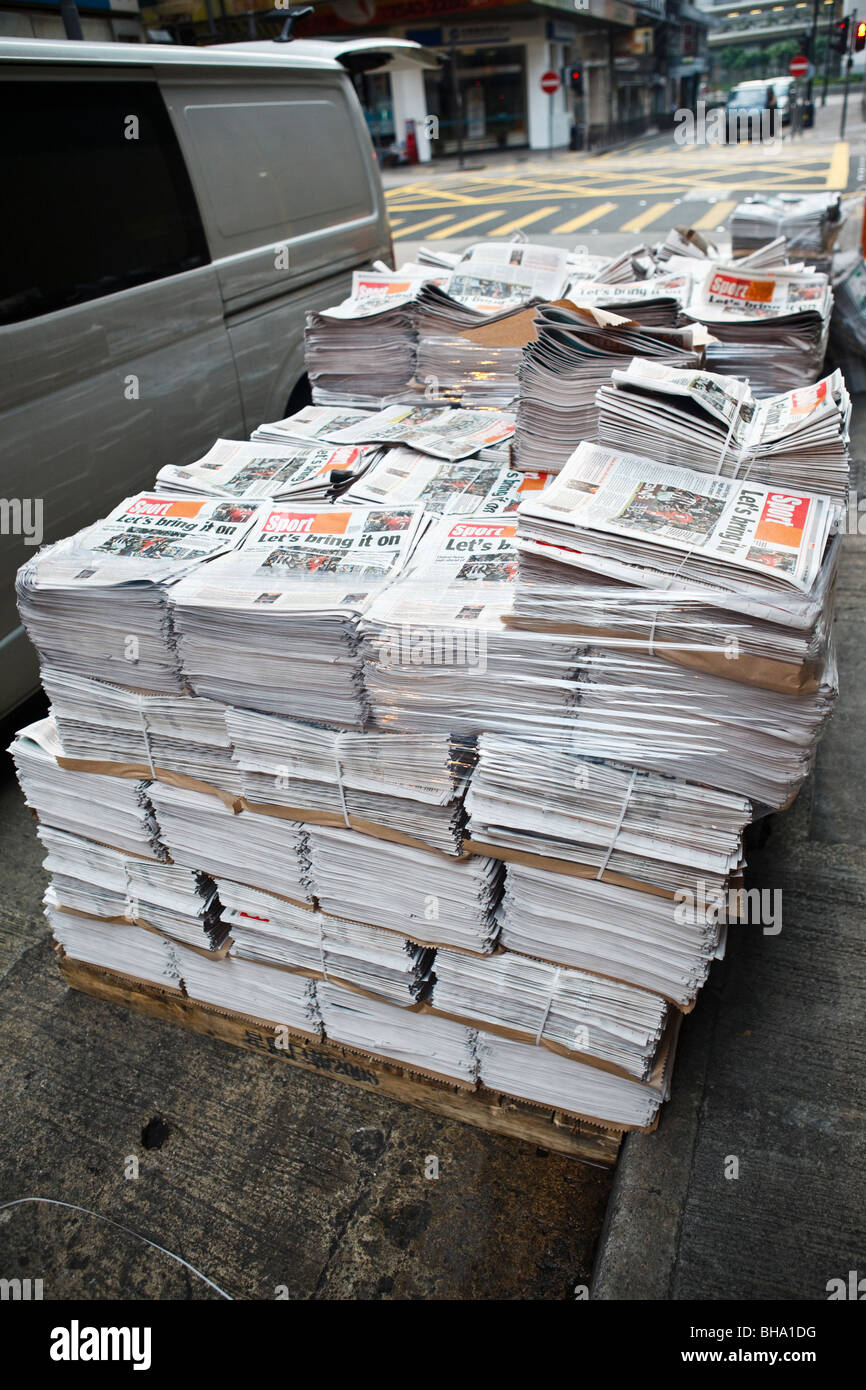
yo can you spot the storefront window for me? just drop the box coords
[362,73,395,152]
[424,45,528,155]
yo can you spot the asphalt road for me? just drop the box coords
[387,95,861,253]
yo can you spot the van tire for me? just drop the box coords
[285,374,312,417]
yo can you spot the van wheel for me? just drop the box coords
[285,375,312,416]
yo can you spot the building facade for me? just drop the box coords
[1,0,710,156]
[283,0,710,156]
[0,0,144,40]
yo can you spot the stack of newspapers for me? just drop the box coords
[11,719,164,861]
[302,243,570,408]
[170,503,430,725]
[41,668,242,797]
[215,877,432,1006]
[596,360,851,500]
[154,438,370,503]
[514,442,836,600]
[465,735,750,900]
[16,493,260,693]
[305,281,419,404]
[226,709,469,855]
[147,779,314,904]
[562,275,686,326]
[683,263,833,394]
[730,194,841,259]
[8,236,847,1137]
[513,305,708,472]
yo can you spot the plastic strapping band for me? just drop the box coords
[332,733,351,828]
[596,768,637,881]
[648,532,705,656]
[647,605,659,659]
[136,697,157,779]
[714,402,742,477]
[123,860,138,924]
[534,967,561,1045]
[316,912,329,983]
[732,411,763,485]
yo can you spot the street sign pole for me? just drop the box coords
[540,69,561,158]
[822,7,834,106]
[807,0,819,105]
[841,9,856,138]
[450,32,464,171]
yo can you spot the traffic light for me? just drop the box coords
[569,67,583,96]
[855,20,866,51]
[832,17,850,52]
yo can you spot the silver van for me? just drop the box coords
[0,36,394,717]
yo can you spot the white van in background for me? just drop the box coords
[0,36,395,717]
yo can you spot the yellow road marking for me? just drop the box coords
[620,200,677,232]
[826,141,849,188]
[689,199,737,230]
[551,202,618,233]
[386,184,482,205]
[487,206,560,236]
[392,213,454,237]
[426,209,502,239]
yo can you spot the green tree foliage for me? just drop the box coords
[766,39,798,71]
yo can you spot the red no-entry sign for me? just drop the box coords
[540,69,561,95]
[789,55,809,78]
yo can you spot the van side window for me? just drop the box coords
[0,81,209,326]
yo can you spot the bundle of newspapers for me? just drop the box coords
[513,305,709,472]
[41,668,241,797]
[215,877,433,1007]
[305,281,419,403]
[303,245,570,407]
[41,828,227,951]
[11,718,164,861]
[147,779,314,905]
[16,493,260,693]
[154,438,369,503]
[683,264,833,395]
[730,194,841,259]
[511,442,840,706]
[830,256,866,383]
[226,707,470,855]
[170,503,430,726]
[562,275,686,326]
[596,360,851,501]
[514,441,837,602]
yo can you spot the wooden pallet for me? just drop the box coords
[59,955,622,1166]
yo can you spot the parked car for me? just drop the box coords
[0,36,394,718]
[725,77,799,139]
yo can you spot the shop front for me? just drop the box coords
[419,38,530,155]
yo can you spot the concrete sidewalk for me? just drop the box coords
[592,409,866,1302]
